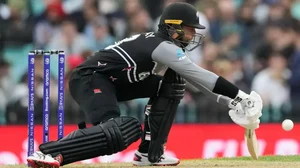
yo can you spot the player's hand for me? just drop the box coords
[229,90,263,123]
[228,103,261,129]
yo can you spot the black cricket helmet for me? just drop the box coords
[159,2,206,51]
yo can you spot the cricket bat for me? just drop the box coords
[245,128,259,160]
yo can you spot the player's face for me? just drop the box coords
[182,26,196,42]
[180,26,205,51]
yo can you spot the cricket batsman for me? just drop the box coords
[27,2,263,167]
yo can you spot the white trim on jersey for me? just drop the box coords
[111,48,133,83]
[116,46,138,82]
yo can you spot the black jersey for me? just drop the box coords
[75,31,220,93]
[76,32,166,84]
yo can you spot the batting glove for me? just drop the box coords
[228,103,261,129]
[228,90,263,129]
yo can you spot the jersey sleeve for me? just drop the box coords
[186,80,231,106]
[151,41,219,91]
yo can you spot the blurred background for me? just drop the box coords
[0,0,299,125]
[1,0,300,164]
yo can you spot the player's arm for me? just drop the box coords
[185,80,232,106]
[152,41,239,103]
[152,41,262,129]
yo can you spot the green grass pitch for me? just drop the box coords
[2,155,300,168]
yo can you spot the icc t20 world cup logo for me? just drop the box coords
[30,58,34,64]
[59,57,64,64]
[45,58,50,65]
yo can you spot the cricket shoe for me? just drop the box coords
[27,151,61,168]
[132,150,180,166]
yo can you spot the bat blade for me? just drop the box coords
[245,129,259,160]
